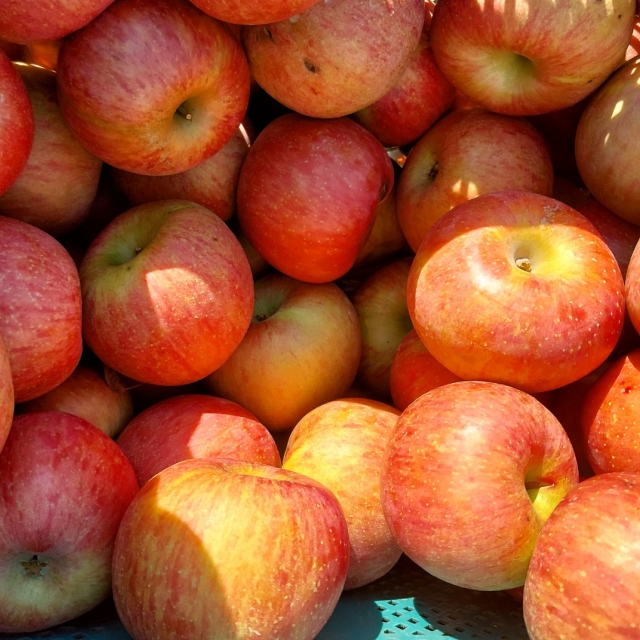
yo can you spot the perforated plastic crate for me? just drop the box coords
[0,555,528,640]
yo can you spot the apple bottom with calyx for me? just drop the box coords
[112,458,350,640]
[381,380,579,591]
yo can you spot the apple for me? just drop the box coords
[116,394,282,486]
[188,0,322,26]
[111,121,251,222]
[283,397,402,589]
[0,63,103,236]
[112,458,349,640]
[56,0,250,176]
[389,329,462,412]
[237,113,394,283]
[523,472,640,640]
[397,107,554,252]
[381,380,579,591]
[407,190,626,394]
[206,272,362,431]
[17,364,134,439]
[575,56,640,225]
[0,52,33,197]
[0,335,13,453]
[0,410,139,633]
[241,0,424,119]
[0,216,82,403]
[430,0,635,116]
[79,199,254,386]
[351,257,414,399]
[24,39,61,70]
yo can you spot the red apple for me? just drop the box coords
[407,191,625,393]
[116,394,282,486]
[188,0,322,25]
[112,458,349,640]
[237,114,394,283]
[283,398,402,589]
[17,364,134,439]
[56,0,250,176]
[0,411,139,633]
[0,335,13,453]
[389,329,462,412]
[206,272,362,431]
[397,107,554,251]
[381,381,579,591]
[0,216,82,403]
[523,472,640,640]
[0,64,103,236]
[242,0,424,118]
[25,40,61,70]
[430,0,635,116]
[79,199,254,386]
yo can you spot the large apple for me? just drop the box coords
[0,216,83,402]
[397,107,554,251]
[0,64,103,236]
[112,458,349,640]
[242,0,424,118]
[0,335,13,453]
[206,272,362,431]
[430,0,635,116]
[79,199,254,386]
[407,190,626,393]
[523,472,640,640]
[0,411,139,633]
[188,0,322,25]
[56,0,250,176]
[237,114,394,283]
[283,398,402,589]
[381,380,579,591]
[116,394,281,486]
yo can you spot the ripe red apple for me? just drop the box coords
[206,272,362,431]
[407,190,625,393]
[283,398,402,589]
[523,472,640,640]
[0,52,34,197]
[79,199,254,386]
[25,39,61,70]
[188,0,322,25]
[0,411,139,633]
[430,0,635,116]
[0,64,103,236]
[0,216,82,403]
[56,0,250,176]
[381,381,579,591]
[112,458,349,640]
[397,108,554,251]
[116,394,282,486]
[242,0,424,118]
[0,335,13,453]
[237,114,394,283]
[17,364,134,439]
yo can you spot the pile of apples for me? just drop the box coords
[1,0,640,638]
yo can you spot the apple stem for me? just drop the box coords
[515,257,532,272]
[176,104,193,121]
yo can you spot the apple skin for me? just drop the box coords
[237,114,394,284]
[116,394,282,486]
[79,199,254,387]
[111,122,251,222]
[523,472,640,640]
[56,0,250,176]
[430,0,635,116]
[397,107,554,252]
[0,51,34,198]
[389,329,462,412]
[381,380,579,591]
[352,257,414,399]
[407,190,626,394]
[17,364,134,439]
[576,57,640,225]
[0,335,13,453]
[112,458,349,640]
[0,64,103,237]
[206,272,362,431]
[188,0,322,25]
[283,398,402,590]
[0,411,139,633]
[241,0,424,119]
[0,216,83,403]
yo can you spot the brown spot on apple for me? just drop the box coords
[304,59,317,73]
[20,555,47,578]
